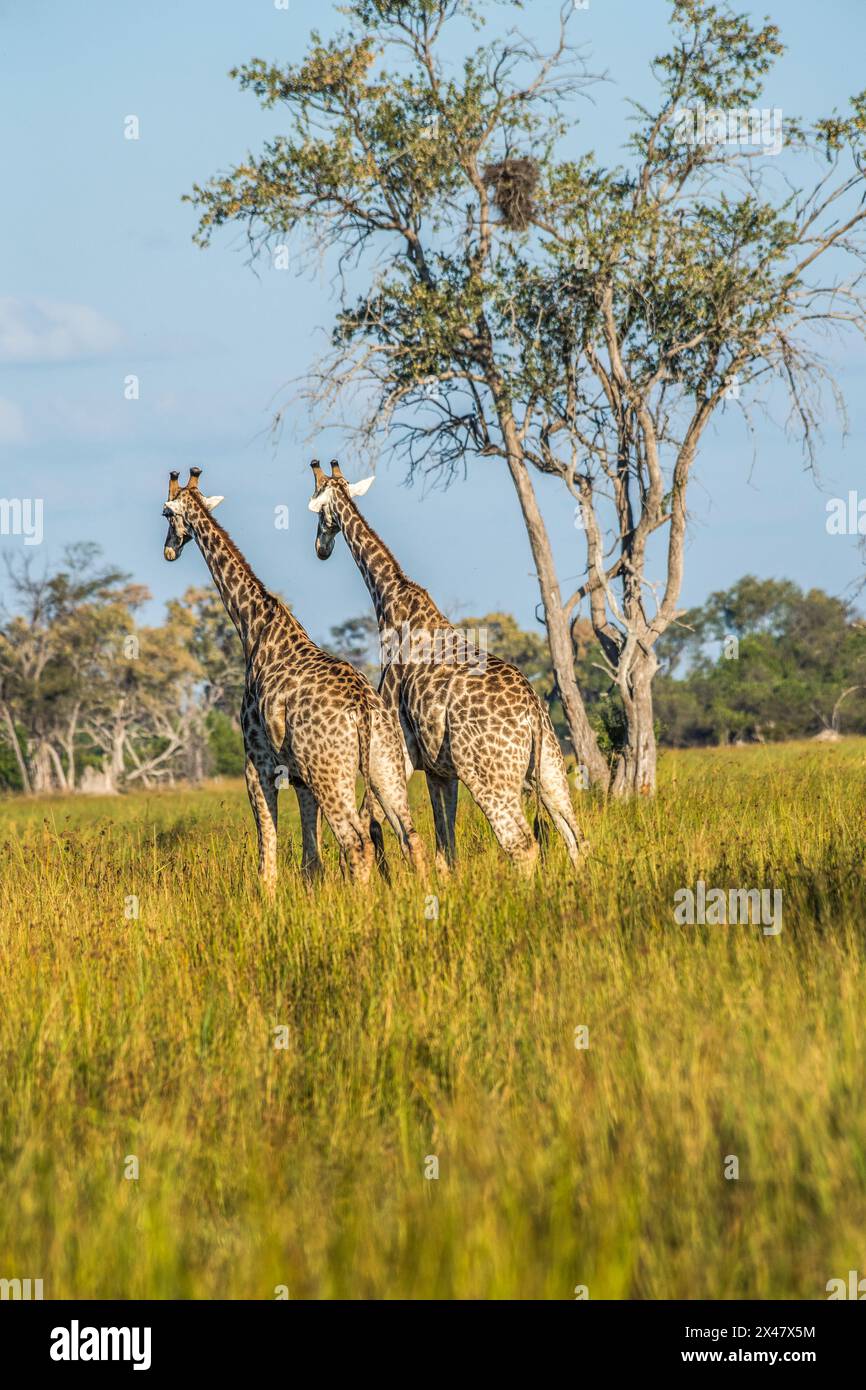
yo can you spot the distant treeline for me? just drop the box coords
[1,548,864,794]
[457,577,866,754]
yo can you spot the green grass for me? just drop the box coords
[1,740,865,1299]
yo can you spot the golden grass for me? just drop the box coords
[1,739,864,1299]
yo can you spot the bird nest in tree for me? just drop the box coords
[482,157,539,231]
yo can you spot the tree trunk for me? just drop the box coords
[500,435,610,788]
[109,723,126,790]
[29,739,56,794]
[0,700,32,794]
[188,726,206,783]
[612,655,658,796]
[64,705,80,791]
[46,743,68,792]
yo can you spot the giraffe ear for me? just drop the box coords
[347,476,375,498]
[308,492,328,513]
[202,495,224,511]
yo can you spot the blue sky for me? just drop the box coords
[2,0,866,643]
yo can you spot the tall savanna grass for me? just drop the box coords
[1,740,864,1298]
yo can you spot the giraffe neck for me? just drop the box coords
[332,490,445,631]
[186,494,287,657]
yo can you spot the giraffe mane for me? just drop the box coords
[186,490,269,593]
[338,489,449,623]
[191,489,312,639]
[185,488,313,637]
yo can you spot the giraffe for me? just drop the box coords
[308,460,588,875]
[162,467,426,894]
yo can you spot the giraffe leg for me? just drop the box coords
[291,711,378,884]
[426,772,458,875]
[241,694,279,896]
[244,745,279,898]
[295,784,323,882]
[447,709,538,873]
[327,809,374,884]
[461,776,538,877]
[309,778,374,885]
[538,734,589,873]
[367,712,427,876]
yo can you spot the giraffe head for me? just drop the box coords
[308,459,374,559]
[162,467,224,561]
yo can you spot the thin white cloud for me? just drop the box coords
[0,297,122,364]
[0,397,28,444]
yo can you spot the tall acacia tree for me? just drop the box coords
[188,0,866,793]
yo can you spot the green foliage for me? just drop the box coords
[655,576,866,744]
[463,584,866,751]
[464,608,548,675]
[206,709,245,777]
[185,0,866,457]
[0,551,246,792]
[0,722,25,791]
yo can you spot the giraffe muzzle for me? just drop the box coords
[315,529,337,560]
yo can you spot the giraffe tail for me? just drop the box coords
[358,699,390,883]
[530,696,550,854]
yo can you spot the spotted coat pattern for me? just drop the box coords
[310,462,587,875]
[163,469,425,893]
